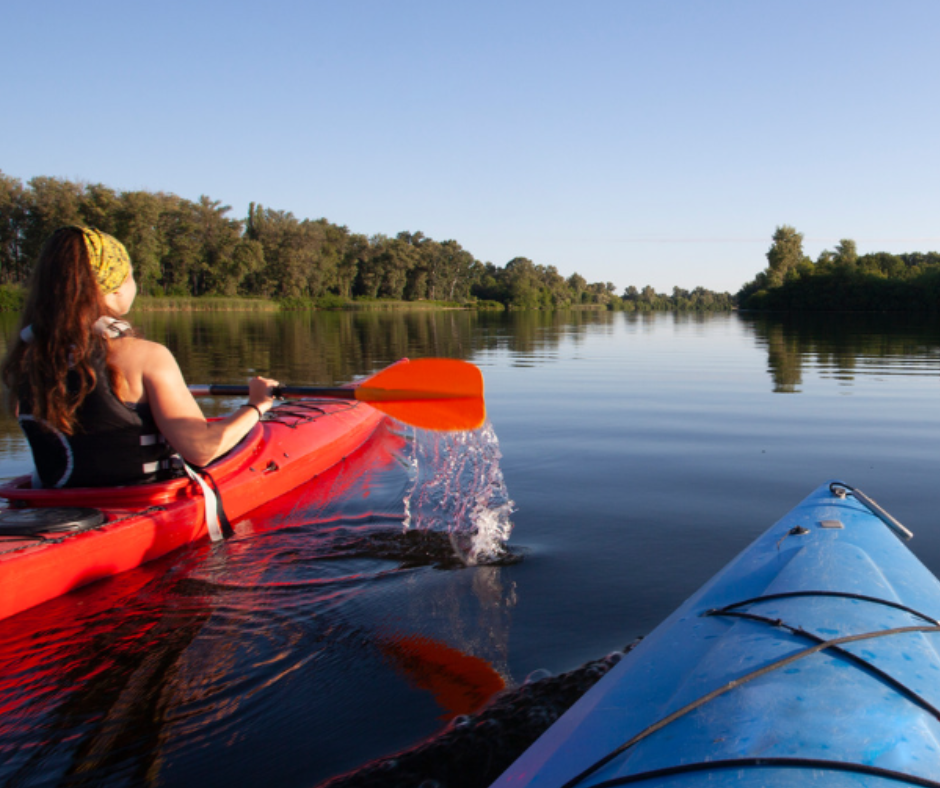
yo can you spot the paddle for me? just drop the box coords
[189,358,485,431]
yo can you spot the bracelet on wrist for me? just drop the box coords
[240,403,263,420]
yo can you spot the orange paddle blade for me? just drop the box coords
[355,358,486,431]
[370,397,486,432]
[355,358,484,401]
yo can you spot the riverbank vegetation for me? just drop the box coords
[0,172,732,312]
[738,226,940,311]
[133,296,278,312]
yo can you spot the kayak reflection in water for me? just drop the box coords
[1,226,278,488]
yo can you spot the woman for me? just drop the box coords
[2,226,277,488]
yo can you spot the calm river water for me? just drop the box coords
[0,309,938,786]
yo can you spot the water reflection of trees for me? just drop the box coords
[1,310,712,388]
[0,310,601,444]
[474,310,621,357]
[138,311,492,386]
[740,313,940,393]
[5,309,938,406]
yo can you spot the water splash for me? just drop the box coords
[400,421,515,566]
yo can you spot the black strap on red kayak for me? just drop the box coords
[201,468,234,539]
[581,757,940,787]
[182,464,234,541]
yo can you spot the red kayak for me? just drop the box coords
[0,357,486,622]
[0,397,386,622]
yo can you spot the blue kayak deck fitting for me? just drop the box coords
[493,482,940,787]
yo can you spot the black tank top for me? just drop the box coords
[18,361,179,489]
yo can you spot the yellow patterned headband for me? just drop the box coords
[78,227,131,294]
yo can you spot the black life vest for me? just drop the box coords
[18,360,180,489]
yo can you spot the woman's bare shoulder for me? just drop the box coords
[110,336,182,384]
[111,335,174,362]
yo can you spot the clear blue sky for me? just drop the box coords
[4,0,939,294]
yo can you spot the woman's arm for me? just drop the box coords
[140,342,277,467]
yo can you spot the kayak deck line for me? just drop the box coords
[581,757,940,787]
[705,611,940,719]
[559,624,940,788]
[709,589,940,625]
[492,481,940,788]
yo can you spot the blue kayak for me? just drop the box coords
[493,482,940,787]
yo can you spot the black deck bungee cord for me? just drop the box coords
[263,398,359,428]
[577,757,940,787]
[558,619,940,788]
[707,608,940,722]
[713,589,940,626]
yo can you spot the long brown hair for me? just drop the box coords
[1,227,124,434]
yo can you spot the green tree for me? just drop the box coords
[187,195,243,295]
[766,225,808,287]
[245,206,312,297]
[158,198,203,295]
[114,190,169,295]
[538,265,572,307]
[226,239,265,295]
[79,183,121,235]
[504,257,541,309]
[471,262,506,303]
[430,239,476,301]
[0,172,27,284]
[21,176,84,265]
[376,236,420,298]
[859,252,905,279]
[834,239,858,272]
[397,231,431,299]
[337,233,370,299]
[317,220,350,296]
[354,233,387,298]
[568,273,587,303]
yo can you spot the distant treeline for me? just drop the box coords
[0,172,732,311]
[738,226,940,311]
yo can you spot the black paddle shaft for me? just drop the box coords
[189,384,354,400]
